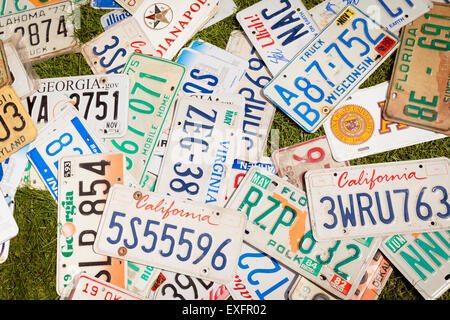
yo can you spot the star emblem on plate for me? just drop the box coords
[144,3,173,30]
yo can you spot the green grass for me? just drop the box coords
[0,0,449,300]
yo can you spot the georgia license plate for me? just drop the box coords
[0,0,65,16]
[105,53,185,189]
[380,230,450,300]
[25,74,129,139]
[324,82,447,162]
[126,261,160,297]
[226,167,381,299]
[227,242,297,300]
[0,1,78,62]
[272,136,349,190]
[27,107,106,200]
[0,86,37,162]
[56,153,126,296]
[155,95,243,206]
[236,0,320,76]
[0,40,11,88]
[263,5,399,133]
[383,3,450,135]
[305,157,450,241]
[94,184,246,284]
[0,188,17,243]
[100,9,131,30]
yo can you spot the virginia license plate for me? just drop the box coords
[305,157,450,240]
[0,188,17,243]
[226,167,381,299]
[94,184,246,284]
[263,5,399,133]
[384,3,450,135]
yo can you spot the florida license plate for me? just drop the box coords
[94,185,246,284]
[384,3,450,135]
[263,5,399,133]
[226,167,381,299]
[0,1,78,62]
[305,157,450,241]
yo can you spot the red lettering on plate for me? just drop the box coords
[375,36,396,56]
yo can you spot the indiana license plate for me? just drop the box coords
[0,188,17,243]
[0,1,78,62]
[25,74,129,139]
[383,3,450,135]
[305,157,450,240]
[94,185,246,284]
[263,5,399,133]
[56,153,126,296]
[226,167,380,299]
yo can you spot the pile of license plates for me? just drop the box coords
[0,0,448,301]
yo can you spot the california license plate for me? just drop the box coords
[305,157,450,241]
[383,3,450,135]
[380,230,450,300]
[226,167,380,299]
[56,153,126,295]
[263,5,399,133]
[25,74,129,139]
[0,188,17,243]
[0,1,78,62]
[94,185,246,284]
[236,0,320,76]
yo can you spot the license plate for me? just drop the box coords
[200,0,236,30]
[25,74,129,139]
[26,107,106,200]
[105,53,185,189]
[227,242,297,300]
[263,5,399,133]
[237,0,320,76]
[324,82,448,162]
[126,261,160,297]
[225,30,276,162]
[383,3,450,135]
[0,188,17,243]
[272,136,349,190]
[94,185,246,284]
[56,153,126,296]
[305,157,450,241]
[226,167,380,299]
[81,18,156,75]
[0,0,64,16]
[289,276,337,300]
[0,86,37,162]
[91,0,121,9]
[0,40,11,88]
[155,95,243,206]
[0,144,29,196]
[380,230,450,300]
[0,1,78,62]
[100,9,131,30]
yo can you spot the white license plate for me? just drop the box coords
[305,157,450,241]
[94,184,246,284]
[0,188,17,243]
[0,1,78,62]
[105,53,185,189]
[200,0,236,30]
[289,276,337,300]
[380,230,450,300]
[263,5,399,133]
[56,153,126,296]
[100,9,131,30]
[324,82,447,162]
[272,136,349,190]
[237,0,320,76]
[0,145,29,196]
[227,242,297,300]
[26,107,107,200]
[25,74,129,139]
[226,167,380,299]
[0,0,65,16]
[126,261,160,297]
[155,95,243,206]
[226,30,276,162]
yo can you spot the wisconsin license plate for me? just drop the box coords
[226,167,380,299]
[384,3,450,135]
[25,74,129,139]
[94,185,246,284]
[263,5,399,133]
[56,153,126,296]
[0,1,78,62]
[0,188,17,243]
[305,157,450,240]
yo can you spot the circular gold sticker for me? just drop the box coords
[330,105,374,145]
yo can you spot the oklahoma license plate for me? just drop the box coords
[0,0,64,16]
[305,157,450,241]
[0,188,17,243]
[56,153,126,296]
[0,1,78,62]
[384,3,450,135]
[94,185,246,284]
[25,74,129,139]
[263,5,399,133]
[226,167,381,299]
